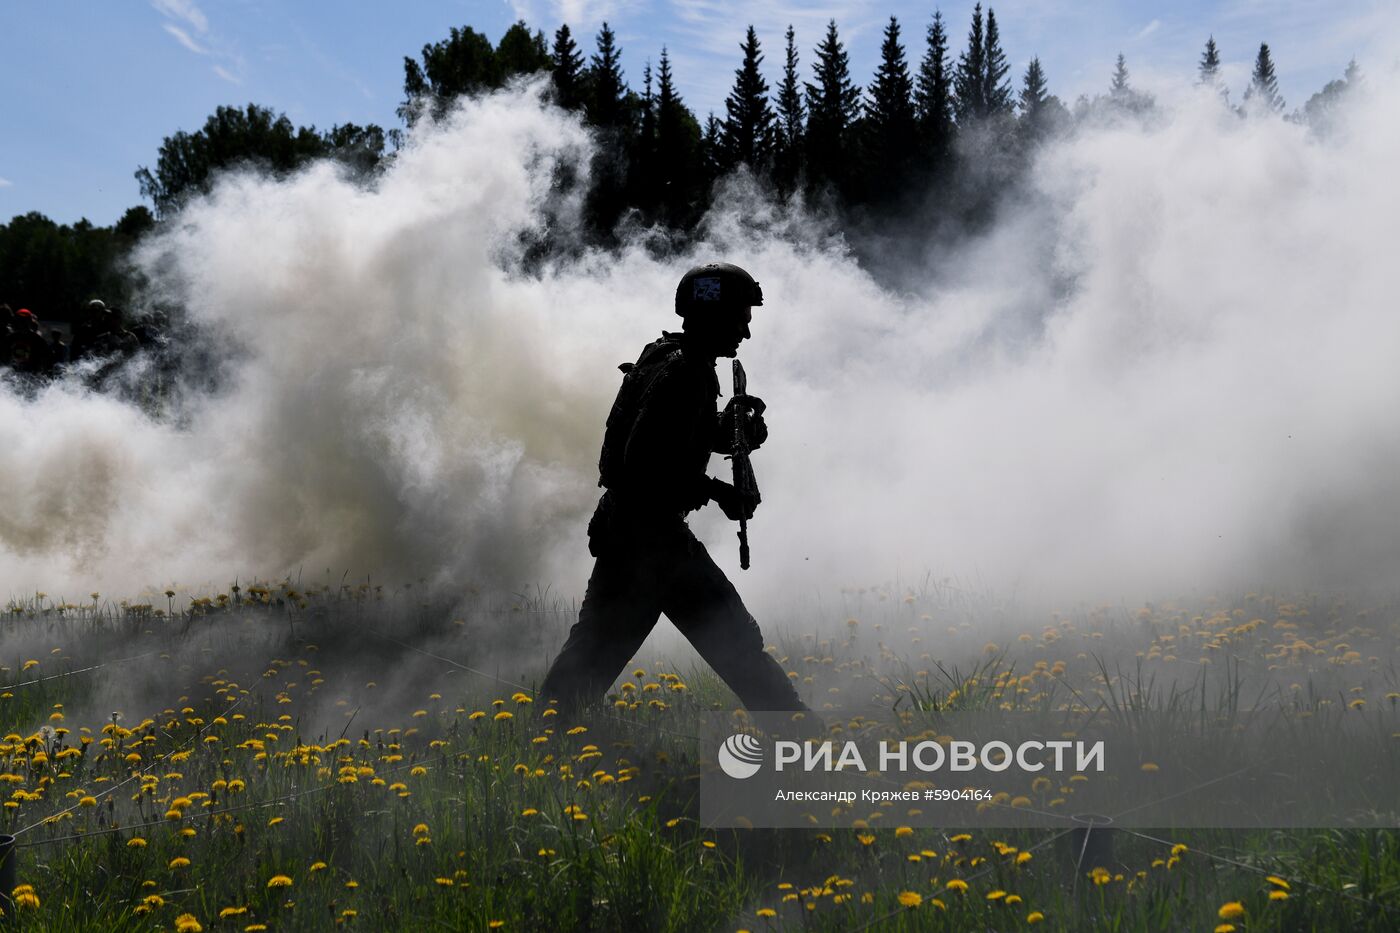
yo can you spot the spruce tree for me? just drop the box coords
[982,8,1013,116]
[721,26,777,170]
[586,22,627,128]
[805,19,862,196]
[1198,36,1221,85]
[1016,56,1064,143]
[1111,53,1130,96]
[702,112,724,183]
[953,3,986,120]
[654,47,704,224]
[1244,42,1284,113]
[864,16,917,198]
[551,24,586,111]
[915,11,955,166]
[630,60,658,215]
[1019,57,1048,114]
[774,25,806,195]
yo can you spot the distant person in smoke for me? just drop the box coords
[69,299,108,361]
[1,308,55,375]
[539,262,809,717]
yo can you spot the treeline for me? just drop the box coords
[2,6,1366,323]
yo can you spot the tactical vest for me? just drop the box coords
[597,334,685,492]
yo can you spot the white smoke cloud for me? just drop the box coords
[2,69,1398,618]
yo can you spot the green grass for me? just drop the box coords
[0,586,1396,931]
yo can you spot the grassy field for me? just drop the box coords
[1,583,1397,931]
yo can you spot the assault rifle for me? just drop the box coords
[731,359,761,570]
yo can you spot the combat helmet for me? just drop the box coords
[674,262,763,317]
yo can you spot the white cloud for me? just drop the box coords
[212,65,241,85]
[151,0,208,34]
[1135,18,1161,40]
[163,23,209,55]
[0,177,12,188]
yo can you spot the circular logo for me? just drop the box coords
[717,733,764,779]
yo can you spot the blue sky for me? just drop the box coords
[2,1,1390,226]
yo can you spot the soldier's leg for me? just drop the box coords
[661,533,808,712]
[539,552,662,712]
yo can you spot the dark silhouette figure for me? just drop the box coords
[1,309,54,375]
[540,263,808,715]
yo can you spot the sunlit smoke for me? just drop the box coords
[2,67,1400,618]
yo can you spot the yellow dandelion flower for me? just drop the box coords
[1027,911,1045,924]
[412,823,430,836]
[756,908,777,918]
[219,907,249,918]
[169,857,191,869]
[127,837,147,848]
[309,861,327,872]
[897,891,922,908]
[267,875,293,889]
[1218,902,1245,920]
[1266,875,1290,890]
[1269,890,1289,901]
[1214,926,1236,933]
[435,877,454,887]
[945,879,968,892]
[857,833,876,846]
[268,817,284,827]
[895,826,913,838]
[1140,762,1160,773]
[175,915,203,933]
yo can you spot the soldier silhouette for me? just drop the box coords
[539,263,808,715]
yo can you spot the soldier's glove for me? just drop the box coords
[708,478,758,521]
[720,394,768,450]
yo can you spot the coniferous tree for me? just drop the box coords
[805,19,862,197]
[915,11,955,168]
[551,24,586,110]
[632,60,657,212]
[863,16,917,200]
[1020,57,1048,114]
[701,112,725,184]
[586,22,628,128]
[982,8,1014,116]
[580,22,635,242]
[1016,56,1067,142]
[953,3,986,120]
[721,26,777,171]
[654,47,704,225]
[773,25,805,195]
[1243,42,1284,113]
[1111,53,1130,96]
[1198,36,1221,84]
